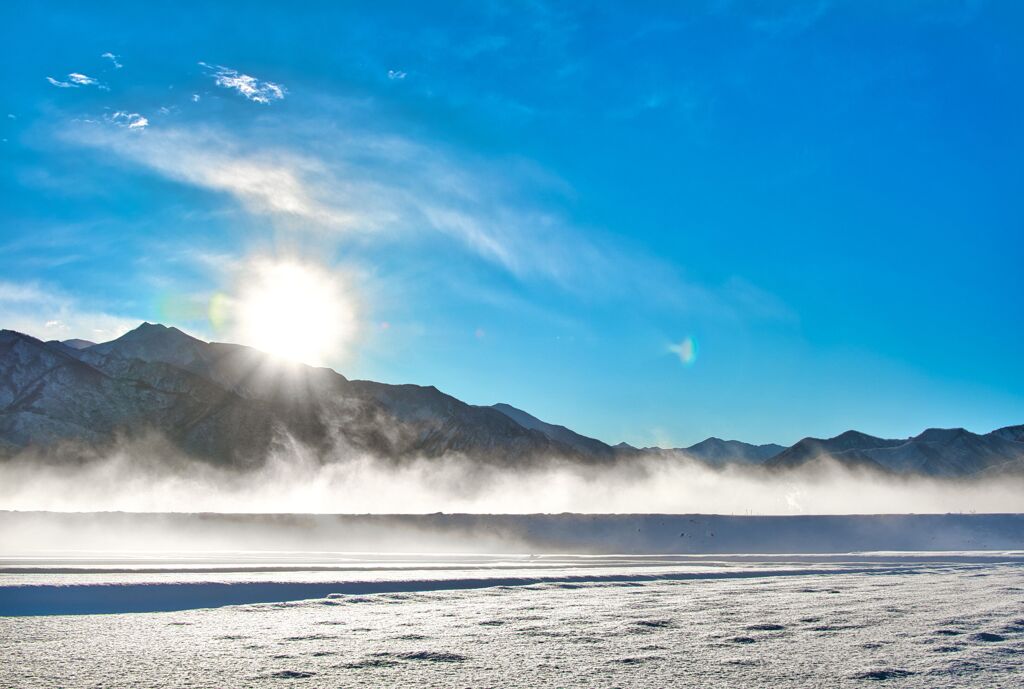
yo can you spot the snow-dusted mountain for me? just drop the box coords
[1,322,1022,475]
[0,324,570,466]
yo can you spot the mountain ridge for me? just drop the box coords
[1,323,1022,476]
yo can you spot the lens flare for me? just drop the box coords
[669,336,698,366]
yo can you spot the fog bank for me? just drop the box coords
[2,436,1022,515]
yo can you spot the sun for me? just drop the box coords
[229,259,356,365]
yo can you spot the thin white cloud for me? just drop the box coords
[387,69,407,80]
[68,73,97,86]
[199,62,285,103]
[109,112,149,130]
[0,280,137,343]
[101,52,123,69]
[46,73,105,89]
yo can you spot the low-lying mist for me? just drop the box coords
[2,434,1022,515]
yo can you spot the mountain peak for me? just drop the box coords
[86,321,210,368]
[126,321,197,340]
[824,430,899,450]
[61,338,96,350]
[832,430,880,442]
[913,427,970,443]
[685,437,784,464]
[111,322,203,345]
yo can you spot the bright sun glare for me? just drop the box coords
[232,259,356,365]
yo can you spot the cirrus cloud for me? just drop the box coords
[101,52,123,69]
[109,111,149,130]
[200,62,285,103]
[60,116,791,322]
[46,73,106,90]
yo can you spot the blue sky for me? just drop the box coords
[1,1,1022,447]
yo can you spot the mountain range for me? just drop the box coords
[1,323,1022,476]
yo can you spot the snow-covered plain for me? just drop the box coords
[2,553,1024,687]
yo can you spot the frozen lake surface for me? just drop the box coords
[2,552,1024,687]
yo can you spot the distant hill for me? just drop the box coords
[42,338,97,356]
[682,437,785,465]
[2,322,1022,475]
[55,338,96,350]
[765,427,1024,476]
[765,431,902,471]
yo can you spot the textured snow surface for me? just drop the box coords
[2,557,1024,687]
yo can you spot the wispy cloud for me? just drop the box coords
[387,69,407,80]
[68,73,98,86]
[46,73,106,89]
[101,52,123,69]
[66,124,365,228]
[0,280,137,342]
[109,111,149,130]
[746,0,832,36]
[63,121,609,284]
[200,62,285,103]
[62,118,790,321]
